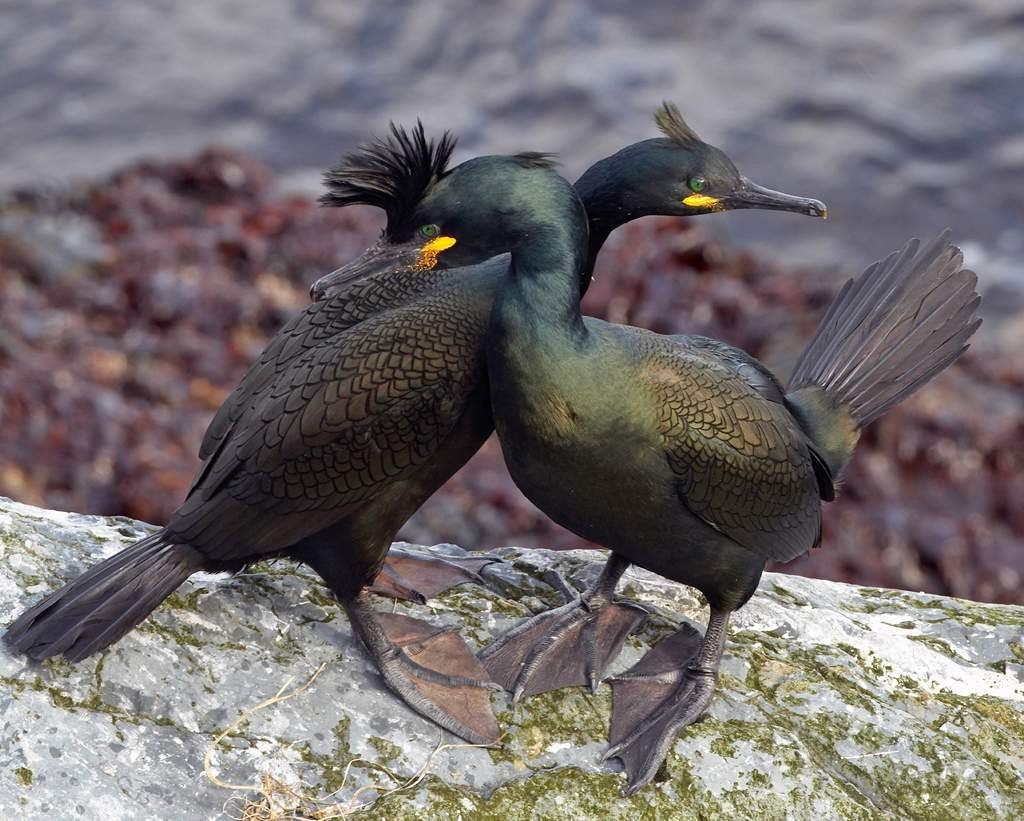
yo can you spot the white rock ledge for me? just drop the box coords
[1,496,1022,820]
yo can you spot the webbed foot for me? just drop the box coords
[604,610,731,794]
[367,547,500,603]
[345,596,501,744]
[480,554,646,701]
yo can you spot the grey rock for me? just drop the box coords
[1,496,1023,819]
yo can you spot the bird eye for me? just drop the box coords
[688,177,707,193]
[419,224,440,239]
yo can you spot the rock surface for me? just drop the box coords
[1,496,1023,820]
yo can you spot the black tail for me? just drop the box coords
[3,532,200,662]
[787,231,981,475]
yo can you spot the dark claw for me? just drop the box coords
[538,568,580,604]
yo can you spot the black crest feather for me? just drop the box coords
[512,151,559,169]
[654,101,702,146]
[319,121,456,230]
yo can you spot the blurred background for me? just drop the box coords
[1,1,1022,603]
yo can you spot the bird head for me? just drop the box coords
[311,133,567,300]
[574,102,827,221]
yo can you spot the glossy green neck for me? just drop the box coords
[502,209,590,339]
[575,143,671,293]
[579,212,617,295]
[497,147,668,335]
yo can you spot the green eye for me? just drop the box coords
[688,177,707,193]
[419,224,440,239]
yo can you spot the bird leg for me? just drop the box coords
[342,592,501,744]
[366,547,500,604]
[479,553,648,703]
[604,608,731,794]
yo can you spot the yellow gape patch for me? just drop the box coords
[414,236,457,270]
[682,193,723,211]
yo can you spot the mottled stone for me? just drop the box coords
[1,497,1022,819]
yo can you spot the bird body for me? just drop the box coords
[7,261,498,652]
[490,279,821,611]
[173,263,500,589]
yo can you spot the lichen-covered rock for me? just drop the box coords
[1,496,1022,820]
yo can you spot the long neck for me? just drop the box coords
[501,220,589,340]
[580,213,617,292]
[575,152,646,295]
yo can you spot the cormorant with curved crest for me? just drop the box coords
[467,170,977,792]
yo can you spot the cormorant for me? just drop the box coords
[3,105,826,747]
[453,161,977,791]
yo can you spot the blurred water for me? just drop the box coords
[2,0,1023,278]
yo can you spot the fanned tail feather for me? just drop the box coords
[788,230,981,427]
[785,231,981,479]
